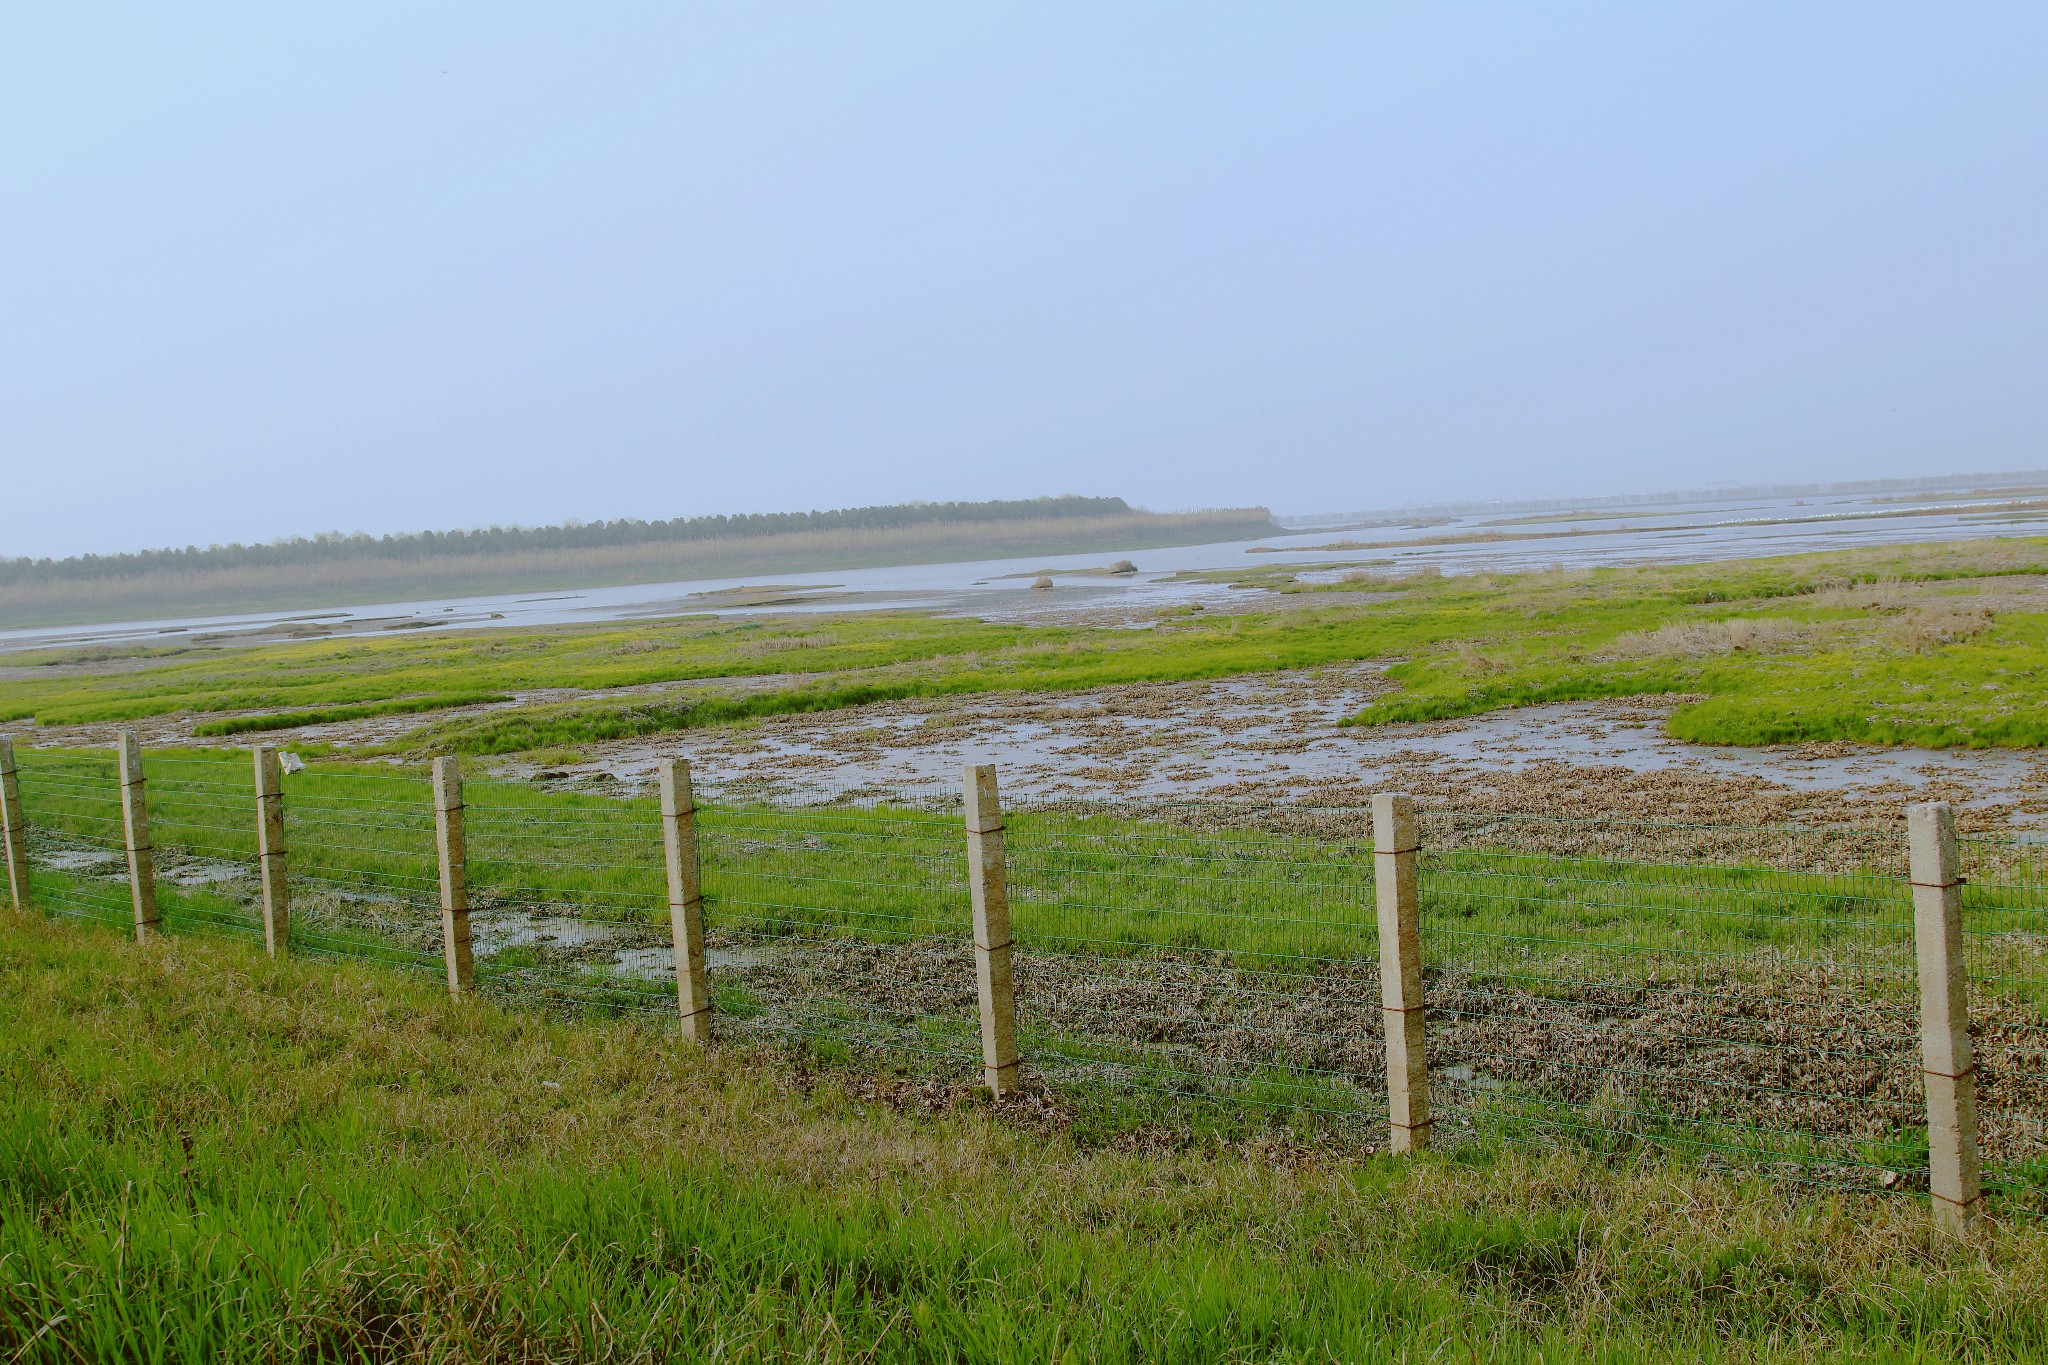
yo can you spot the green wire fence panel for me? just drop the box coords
[694,779,978,1070]
[1417,812,1922,1190]
[1005,796,1387,1139]
[16,741,2048,1211]
[463,776,671,1017]
[280,764,442,974]
[138,755,266,944]
[13,750,130,929]
[1957,834,2048,1214]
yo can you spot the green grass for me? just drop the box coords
[21,745,2048,1204]
[2,915,2047,1361]
[10,536,2048,753]
[1336,543,2048,747]
[189,691,512,736]
[8,748,1940,975]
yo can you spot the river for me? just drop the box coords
[7,483,2048,655]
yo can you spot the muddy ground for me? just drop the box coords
[25,658,2048,1190]
[34,662,2048,835]
[28,813,2048,1194]
[460,911,2048,1187]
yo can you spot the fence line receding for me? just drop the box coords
[4,732,2044,1231]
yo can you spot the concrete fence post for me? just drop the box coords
[1373,792,1430,1153]
[253,746,290,957]
[116,730,159,943]
[432,756,474,996]
[964,763,1020,1097]
[659,758,712,1042]
[0,737,30,914]
[1909,801,1982,1234]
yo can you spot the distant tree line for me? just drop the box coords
[1,496,1140,585]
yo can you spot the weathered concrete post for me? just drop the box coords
[253,745,290,957]
[1909,801,1982,1234]
[116,730,160,943]
[1373,792,1431,1153]
[964,763,1020,1097]
[659,757,713,1042]
[0,737,30,914]
[432,756,474,995]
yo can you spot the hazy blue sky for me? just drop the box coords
[6,4,2045,559]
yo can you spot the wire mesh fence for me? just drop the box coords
[1416,812,1923,1192]
[6,741,2045,1215]
[464,775,673,1017]
[13,750,131,930]
[140,755,266,943]
[1957,834,2048,1214]
[693,777,978,1069]
[281,766,443,974]
[1005,795,1387,1142]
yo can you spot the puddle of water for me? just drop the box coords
[612,943,764,980]
[39,848,122,872]
[612,946,672,980]
[470,912,624,955]
[544,679,2048,824]
[161,860,251,887]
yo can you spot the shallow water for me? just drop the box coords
[467,911,624,954]
[502,673,2048,827]
[10,485,2048,654]
[159,859,253,887]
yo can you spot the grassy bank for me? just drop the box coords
[6,536,2048,752]
[1,913,2044,1362]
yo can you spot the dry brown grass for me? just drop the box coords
[1883,605,1997,653]
[1604,616,1827,660]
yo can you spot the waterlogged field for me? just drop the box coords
[13,746,2048,1210]
[6,537,2048,755]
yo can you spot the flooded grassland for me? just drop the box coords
[10,535,2048,833]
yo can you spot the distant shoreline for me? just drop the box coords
[0,505,1276,630]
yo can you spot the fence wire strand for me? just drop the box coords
[15,752,133,930]
[1419,811,1923,1192]
[1958,835,2048,1212]
[6,747,2043,1207]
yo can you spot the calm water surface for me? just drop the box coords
[9,487,2048,654]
